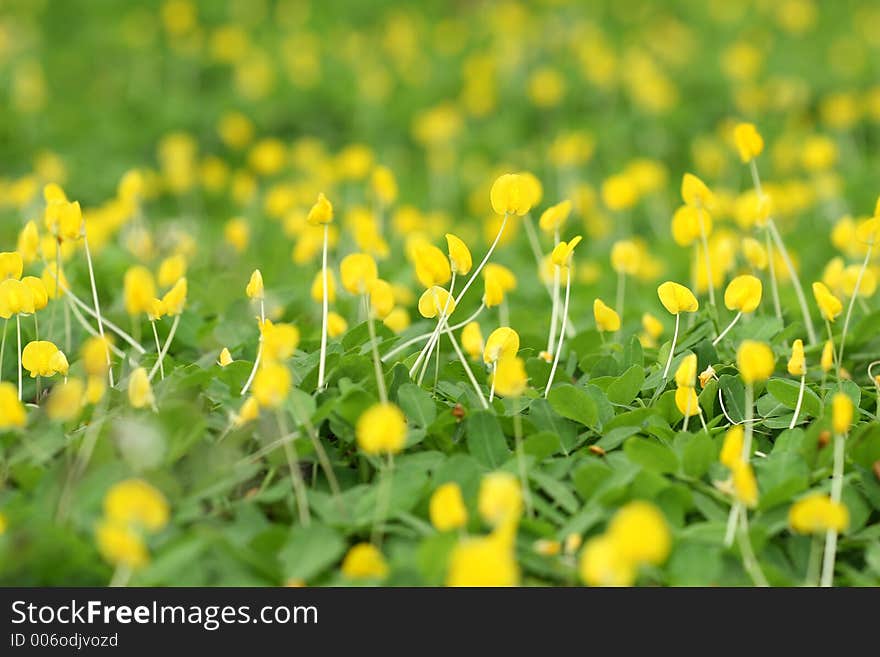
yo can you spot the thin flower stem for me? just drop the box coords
[697,204,715,307]
[444,324,489,409]
[277,410,310,527]
[806,533,822,587]
[513,399,532,517]
[724,501,741,548]
[661,313,681,381]
[317,224,330,391]
[488,362,497,404]
[548,264,560,354]
[545,268,571,398]
[523,214,575,338]
[737,506,769,587]
[764,228,782,323]
[16,315,22,401]
[825,319,839,384]
[109,564,132,588]
[712,311,742,346]
[371,454,394,546]
[290,395,343,506]
[151,320,164,380]
[240,303,266,396]
[34,314,39,341]
[148,314,180,381]
[742,383,755,458]
[83,235,113,387]
[683,390,692,432]
[365,299,387,403]
[838,244,872,369]
[0,318,7,383]
[381,304,485,362]
[66,298,126,360]
[453,213,507,306]
[789,374,806,429]
[820,433,846,587]
[60,282,146,354]
[413,273,456,381]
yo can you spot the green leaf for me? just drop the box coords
[766,378,821,418]
[623,436,679,473]
[396,383,436,427]
[547,383,599,429]
[529,469,579,514]
[679,431,716,478]
[523,431,561,460]
[607,364,645,406]
[278,523,346,582]
[465,411,510,468]
[718,374,746,424]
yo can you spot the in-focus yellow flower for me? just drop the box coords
[491,355,527,398]
[490,173,533,216]
[128,367,155,409]
[341,543,388,580]
[356,402,407,455]
[307,192,334,226]
[368,279,394,319]
[123,266,157,315]
[812,281,842,321]
[429,482,468,531]
[675,353,697,388]
[252,362,291,409]
[731,460,758,508]
[724,274,763,313]
[445,233,472,275]
[538,200,572,233]
[787,339,806,376]
[478,472,523,527]
[737,340,775,384]
[104,479,169,532]
[246,269,265,300]
[593,298,621,332]
[733,122,764,162]
[789,493,849,534]
[483,327,519,364]
[218,347,233,367]
[675,386,700,417]
[21,341,66,378]
[461,322,484,360]
[657,281,699,315]
[551,235,583,268]
[447,534,519,586]
[0,382,27,429]
[579,534,636,587]
[340,253,378,295]
[418,286,456,319]
[606,501,671,566]
[95,519,149,569]
[160,278,187,315]
[483,263,517,293]
[831,392,853,435]
[0,279,35,317]
[46,378,84,422]
[720,425,745,468]
[22,277,48,312]
[0,252,23,281]
[821,340,834,373]
[414,244,452,288]
[681,172,715,208]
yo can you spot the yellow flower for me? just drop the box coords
[737,340,775,384]
[551,235,583,268]
[821,339,834,373]
[0,382,27,429]
[414,244,451,288]
[675,385,700,417]
[104,479,169,532]
[461,322,483,360]
[478,472,523,527]
[22,277,48,312]
[593,298,620,332]
[675,353,697,388]
[341,543,389,580]
[490,173,533,216]
[81,336,112,377]
[731,461,758,508]
[447,534,519,586]
[429,482,468,531]
[538,200,572,233]
[233,396,261,427]
[418,286,456,319]
[128,367,155,409]
[371,166,398,206]
[606,501,671,566]
[41,262,68,300]
[831,392,853,435]
[218,348,233,367]
[720,425,745,468]
[483,327,519,364]
[46,378,84,422]
[733,122,764,162]
[641,313,663,340]
[0,252,23,281]
[246,269,264,300]
[224,217,250,253]
[787,339,806,376]
[483,263,517,292]
[610,239,640,274]
[842,264,877,298]
[340,253,378,295]
[44,199,83,242]
[95,519,149,569]
[157,254,187,289]
[579,534,636,587]
[445,233,472,275]
[123,266,157,315]
[218,111,254,149]
[741,237,768,270]
[252,361,291,408]
[161,278,187,316]
[327,311,348,338]
[681,172,714,208]
[601,174,639,211]
[491,355,527,398]
[789,493,849,534]
[85,376,106,405]
[17,221,40,265]
[356,402,407,455]
[657,281,699,315]
[383,307,409,334]
[21,341,65,378]
[0,279,35,318]
[306,192,334,226]
[368,279,395,320]
[812,282,842,322]
[724,274,763,313]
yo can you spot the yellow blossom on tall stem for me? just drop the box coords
[308,193,334,391]
[788,339,807,429]
[656,281,699,382]
[357,402,407,544]
[149,278,186,382]
[241,270,267,396]
[837,209,879,371]
[544,236,581,395]
[713,274,763,346]
[821,393,853,587]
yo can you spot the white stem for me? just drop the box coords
[0,318,7,383]
[16,315,22,401]
[523,215,574,339]
[765,228,782,323]
[445,325,488,409]
[453,213,507,306]
[661,313,680,380]
[548,264,560,354]
[66,298,126,360]
[151,320,164,380]
[366,299,387,403]
[545,268,571,397]
[712,311,742,346]
[412,273,455,380]
[742,383,754,459]
[488,362,497,404]
[317,225,329,390]
[82,235,114,387]
[767,219,817,344]
[382,304,485,362]
[725,501,740,548]
[838,245,872,368]
[789,374,806,429]
[61,282,146,354]
[820,433,846,587]
[240,304,266,396]
[148,314,180,381]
